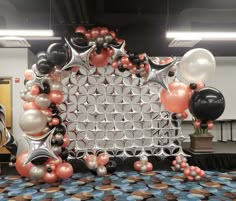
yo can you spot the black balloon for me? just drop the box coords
[36,51,47,60]
[36,58,54,74]
[55,125,66,135]
[60,148,69,161]
[189,87,225,121]
[40,82,51,94]
[105,160,117,174]
[46,43,68,67]
[71,32,88,47]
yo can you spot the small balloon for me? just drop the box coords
[55,162,73,179]
[49,90,64,105]
[47,43,68,67]
[35,94,51,109]
[29,165,46,180]
[43,171,58,183]
[97,153,109,166]
[36,58,54,74]
[96,166,107,177]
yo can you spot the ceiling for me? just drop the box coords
[1,0,236,56]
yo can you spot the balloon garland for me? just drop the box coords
[14,25,225,182]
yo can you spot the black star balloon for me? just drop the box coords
[110,41,128,60]
[61,38,95,71]
[23,128,58,165]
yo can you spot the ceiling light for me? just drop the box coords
[166,31,236,40]
[0,29,54,37]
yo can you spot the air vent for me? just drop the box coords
[168,38,201,47]
[0,37,30,47]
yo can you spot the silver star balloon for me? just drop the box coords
[110,41,128,60]
[23,128,58,165]
[144,59,177,92]
[61,38,95,71]
[0,121,18,156]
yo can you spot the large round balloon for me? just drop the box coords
[189,87,225,121]
[179,48,216,82]
[46,43,68,67]
[19,109,48,135]
[160,81,193,113]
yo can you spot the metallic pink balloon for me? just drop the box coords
[62,134,70,148]
[55,162,73,179]
[97,153,109,166]
[160,81,193,113]
[133,161,141,171]
[49,90,64,105]
[43,171,58,183]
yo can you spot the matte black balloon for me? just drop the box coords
[55,125,66,135]
[189,87,225,121]
[57,139,64,146]
[46,43,68,67]
[60,148,69,161]
[31,157,48,165]
[36,58,54,74]
[36,51,47,60]
[168,71,175,77]
[71,32,88,46]
[40,82,51,94]
[189,83,197,90]
[200,122,208,129]
[105,160,117,174]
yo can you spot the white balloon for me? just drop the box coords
[179,48,216,82]
[19,109,48,134]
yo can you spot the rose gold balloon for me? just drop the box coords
[40,109,52,117]
[75,26,86,34]
[24,69,34,80]
[55,162,73,179]
[187,176,194,181]
[194,120,201,129]
[99,27,109,36]
[49,90,64,105]
[160,81,193,113]
[23,102,40,110]
[133,161,141,171]
[196,82,205,90]
[62,134,70,148]
[90,49,109,67]
[46,156,62,167]
[146,162,153,172]
[84,154,96,163]
[52,117,60,126]
[30,85,40,95]
[43,171,58,183]
[172,160,176,166]
[97,153,109,166]
[15,151,34,177]
[207,121,214,129]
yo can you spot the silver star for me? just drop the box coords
[61,38,95,71]
[110,41,128,60]
[23,128,58,165]
[144,60,177,91]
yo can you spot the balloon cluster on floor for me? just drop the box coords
[133,156,153,173]
[15,25,225,182]
[172,155,205,181]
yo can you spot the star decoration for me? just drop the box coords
[23,128,58,165]
[110,41,128,60]
[148,56,175,71]
[144,60,177,92]
[0,121,18,156]
[61,38,95,71]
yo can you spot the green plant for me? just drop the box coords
[192,118,208,135]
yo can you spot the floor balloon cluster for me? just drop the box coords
[11,26,225,182]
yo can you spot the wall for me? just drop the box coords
[0,48,31,154]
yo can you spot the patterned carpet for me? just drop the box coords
[0,170,236,201]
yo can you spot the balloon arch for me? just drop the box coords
[4,26,226,181]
